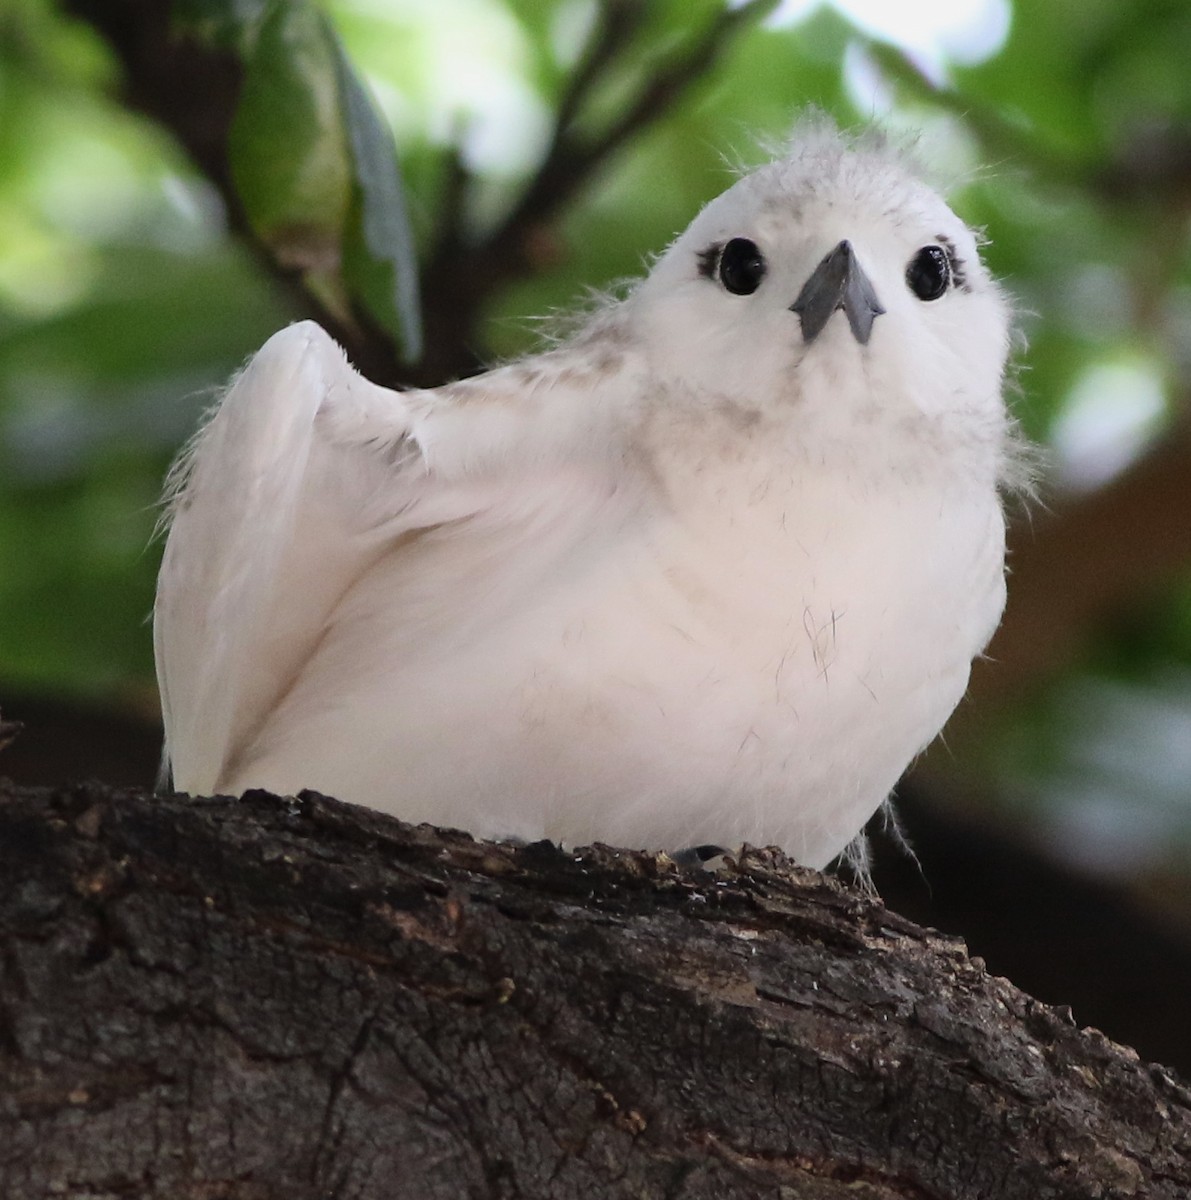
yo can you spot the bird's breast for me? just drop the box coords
[490,457,1006,860]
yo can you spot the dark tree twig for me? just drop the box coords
[429,0,648,272]
[871,38,1191,213]
[416,0,779,382]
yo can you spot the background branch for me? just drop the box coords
[416,0,779,382]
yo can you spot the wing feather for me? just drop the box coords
[154,321,419,794]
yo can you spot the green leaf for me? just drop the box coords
[228,2,352,274]
[329,23,423,362]
[228,1,421,361]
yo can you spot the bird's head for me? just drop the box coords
[628,123,1012,438]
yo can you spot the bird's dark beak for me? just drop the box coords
[791,240,885,345]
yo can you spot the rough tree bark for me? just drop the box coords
[2,778,1189,1199]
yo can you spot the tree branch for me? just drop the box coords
[2,778,1190,1198]
[415,0,778,382]
[871,39,1191,215]
[566,0,780,182]
[552,0,648,137]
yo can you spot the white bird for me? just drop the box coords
[155,122,1017,870]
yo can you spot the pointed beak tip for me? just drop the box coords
[791,240,884,346]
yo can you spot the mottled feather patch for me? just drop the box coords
[587,347,625,378]
[714,397,763,432]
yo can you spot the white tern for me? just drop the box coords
[155,123,1017,870]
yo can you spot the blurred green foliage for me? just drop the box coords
[2,0,1191,872]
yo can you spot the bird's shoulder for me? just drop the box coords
[433,319,640,411]
[385,320,648,478]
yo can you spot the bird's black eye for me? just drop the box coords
[906,245,951,301]
[718,238,766,295]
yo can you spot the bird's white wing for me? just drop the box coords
[155,320,629,796]
[155,323,450,794]
[156,323,371,793]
